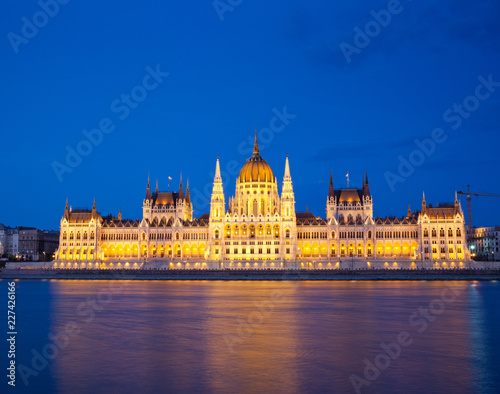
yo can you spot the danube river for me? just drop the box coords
[2,280,499,393]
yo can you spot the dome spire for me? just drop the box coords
[253,127,260,155]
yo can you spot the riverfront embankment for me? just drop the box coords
[1,268,500,281]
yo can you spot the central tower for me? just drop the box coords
[229,131,280,216]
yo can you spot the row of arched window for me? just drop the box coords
[63,231,95,240]
[423,228,461,237]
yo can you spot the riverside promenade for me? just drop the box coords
[1,268,500,281]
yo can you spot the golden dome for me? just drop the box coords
[238,132,275,183]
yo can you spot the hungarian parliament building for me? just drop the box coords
[53,134,470,270]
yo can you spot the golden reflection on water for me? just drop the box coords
[46,280,494,393]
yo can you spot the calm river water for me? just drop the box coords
[2,279,499,393]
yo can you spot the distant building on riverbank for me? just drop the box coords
[0,224,18,258]
[52,133,471,270]
[18,227,59,261]
[469,227,500,261]
[1,225,58,261]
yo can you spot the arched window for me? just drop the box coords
[440,228,445,237]
[214,229,219,239]
[69,232,74,240]
[76,232,81,240]
[368,230,372,238]
[448,228,453,237]
[432,228,436,237]
[142,232,146,241]
[83,232,88,240]
[286,229,290,238]
[63,232,67,240]
[253,199,258,216]
[331,230,336,239]
[175,232,180,240]
[424,229,429,237]
[456,228,461,237]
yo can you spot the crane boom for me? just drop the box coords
[456,185,500,238]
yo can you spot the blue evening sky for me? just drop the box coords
[1,0,499,230]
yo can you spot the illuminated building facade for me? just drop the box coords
[53,134,470,269]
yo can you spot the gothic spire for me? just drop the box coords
[179,172,185,200]
[64,198,70,219]
[118,207,122,221]
[215,155,221,181]
[186,178,191,205]
[253,128,260,155]
[91,198,97,218]
[328,170,335,198]
[155,178,159,193]
[407,203,411,217]
[146,174,151,200]
[284,153,291,178]
[364,169,370,196]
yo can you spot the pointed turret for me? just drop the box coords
[328,170,335,199]
[155,178,159,193]
[118,207,122,221]
[215,155,221,181]
[454,191,460,214]
[210,155,225,220]
[281,153,295,218]
[178,173,185,200]
[364,169,370,196]
[91,198,97,218]
[186,179,191,205]
[145,174,151,200]
[64,198,70,220]
[407,203,411,217]
[284,153,291,178]
[421,191,427,214]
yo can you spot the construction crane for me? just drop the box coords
[457,185,500,236]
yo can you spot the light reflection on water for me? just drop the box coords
[5,280,500,393]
